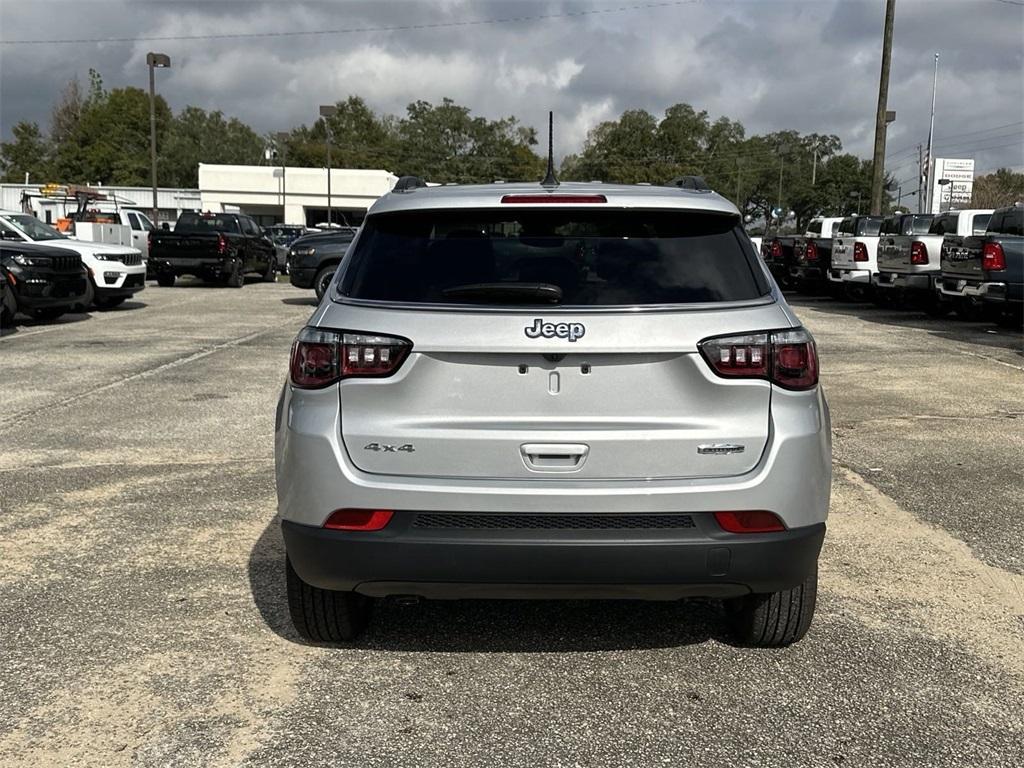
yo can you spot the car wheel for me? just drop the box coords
[314,265,335,302]
[93,295,126,310]
[261,256,277,283]
[726,566,817,647]
[226,262,245,288]
[157,273,175,288]
[286,556,370,642]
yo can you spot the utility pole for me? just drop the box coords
[319,105,337,226]
[925,53,940,213]
[811,144,818,187]
[917,144,925,214]
[146,52,170,226]
[735,158,741,208]
[274,132,289,224]
[869,0,896,215]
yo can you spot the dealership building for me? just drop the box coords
[1,163,397,228]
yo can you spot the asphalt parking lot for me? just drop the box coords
[1,279,1022,767]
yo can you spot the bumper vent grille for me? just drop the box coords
[412,513,696,530]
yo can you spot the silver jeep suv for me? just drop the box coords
[275,178,830,646]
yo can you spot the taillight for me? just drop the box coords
[770,239,782,259]
[910,241,928,265]
[805,241,819,262]
[853,242,869,262]
[323,509,394,531]
[982,242,1006,271]
[699,328,818,390]
[289,327,411,388]
[147,231,154,250]
[217,233,227,255]
[714,511,786,533]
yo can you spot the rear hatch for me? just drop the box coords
[327,205,789,481]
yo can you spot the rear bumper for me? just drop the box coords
[283,516,826,598]
[152,256,234,278]
[936,277,1020,303]
[791,265,825,281]
[874,271,932,291]
[828,268,871,284]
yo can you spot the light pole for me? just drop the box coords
[319,105,337,227]
[274,131,289,224]
[146,52,171,226]
[925,53,940,213]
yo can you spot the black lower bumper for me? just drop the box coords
[282,515,826,599]
[289,267,317,289]
[152,257,233,279]
[13,272,89,310]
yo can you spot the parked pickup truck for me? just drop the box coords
[149,212,277,287]
[73,208,155,262]
[0,209,145,309]
[764,235,797,289]
[288,229,356,301]
[0,240,89,323]
[792,217,845,291]
[875,210,987,312]
[939,204,1022,325]
[827,215,883,298]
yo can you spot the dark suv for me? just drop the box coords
[288,229,356,301]
[0,240,89,323]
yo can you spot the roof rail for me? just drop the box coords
[393,175,428,193]
[666,175,712,192]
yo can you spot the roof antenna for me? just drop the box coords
[541,111,559,188]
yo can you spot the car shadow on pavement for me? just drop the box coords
[1,311,92,335]
[93,300,147,313]
[248,518,729,652]
[786,294,1023,354]
[281,297,318,307]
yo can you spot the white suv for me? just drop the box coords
[275,178,831,647]
[0,210,145,308]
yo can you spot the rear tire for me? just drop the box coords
[727,566,817,647]
[261,256,277,283]
[157,273,175,288]
[313,264,336,302]
[225,262,245,288]
[286,556,371,642]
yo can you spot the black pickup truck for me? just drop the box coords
[764,235,797,289]
[288,229,356,301]
[0,240,89,324]
[939,204,1023,326]
[149,212,276,287]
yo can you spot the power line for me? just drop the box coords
[0,0,701,46]
[886,120,1024,160]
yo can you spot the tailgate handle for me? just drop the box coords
[521,443,589,473]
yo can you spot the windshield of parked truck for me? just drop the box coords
[175,213,241,234]
[341,209,768,306]
[1,214,67,241]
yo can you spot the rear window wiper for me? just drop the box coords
[441,282,563,304]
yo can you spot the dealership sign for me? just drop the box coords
[930,158,975,213]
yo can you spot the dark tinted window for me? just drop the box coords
[995,208,1023,236]
[909,215,934,235]
[928,214,958,235]
[856,217,883,236]
[880,217,900,235]
[176,213,241,234]
[341,209,767,306]
[806,220,822,236]
[972,214,992,235]
[837,218,857,236]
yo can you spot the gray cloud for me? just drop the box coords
[2,0,1021,176]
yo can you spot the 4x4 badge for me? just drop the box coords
[525,318,585,343]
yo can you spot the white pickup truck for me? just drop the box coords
[827,215,884,297]
[73,208,155,262]
[0,209,146,309]
[875,210,992,308]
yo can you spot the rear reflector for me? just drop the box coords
[982,242,1006,271]
[324,509,394,531]
[698,327,818,390]
[500,194,607,204]
[714,511,786,533]
[910,241,929,265]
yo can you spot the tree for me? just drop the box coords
[0,122,51,183]
[971,169,1024,208]
[160,107,265,187]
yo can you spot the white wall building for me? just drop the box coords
[198,164,398,227]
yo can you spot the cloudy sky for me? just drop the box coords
[2,0,1022,185]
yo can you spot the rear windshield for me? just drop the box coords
[175,213,241,234]
[855,217,883,236]
[909,215,934,235]
[928,213,958,236]
[340,209,768,306]
[806,220,822,236]
[837,218,857,236]
[972,214,992,235]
